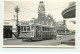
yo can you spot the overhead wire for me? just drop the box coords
[5,1,37,13]
[5,1,65,13]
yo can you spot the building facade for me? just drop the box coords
[3,19,17,38]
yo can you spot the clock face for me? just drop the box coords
[39,5,45,10]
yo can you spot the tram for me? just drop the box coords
[19,24,56,41]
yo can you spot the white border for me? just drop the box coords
[2,0,77,48]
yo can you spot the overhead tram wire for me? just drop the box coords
[4,2,37,22]
[5,1,37,13]
[5,1,65,13]
[4,10,29,20]
[5,1,16,6]
[20,7,65,13]
[20,10,38,13]
[4,10,14,14]
[4,9,36,19]
[5,1,67,17]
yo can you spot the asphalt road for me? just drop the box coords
[3,35,75,46]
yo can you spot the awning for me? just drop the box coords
[62,2,76,18]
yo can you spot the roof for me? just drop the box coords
[56,23,68,31]
[33,14,56,26]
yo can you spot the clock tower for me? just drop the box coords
[38,1,45,24]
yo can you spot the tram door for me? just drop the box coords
[36,26,38,37]
[3,26,12,38]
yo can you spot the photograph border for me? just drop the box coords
[2,0,77,48]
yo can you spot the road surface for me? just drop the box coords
[3,35,75,46]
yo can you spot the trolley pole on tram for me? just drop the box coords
[15,6,20,37]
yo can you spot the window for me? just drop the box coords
[45,27,46,31]
[27,26,30,31]
[42,27,44,31]
[44,27,45,31]
[39,27,41,31]
[42,27,46,31]
[37,27,39,31]
[31,26,34,30]
[36,26,39,31]
[50,28,52,31]
[24,26,26,31]
[20,26,23,31]
[46,28,48,31]
[47,28,49,31]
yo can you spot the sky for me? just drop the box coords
[4,0,76,30]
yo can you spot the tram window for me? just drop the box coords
[48,28,49,31]
[24,26,26,31]
[42,27,43,31]
[47,28,48,31]
[42,27,44,31]
[44,27,46,31]
[50,28,51,31]
[20,26,23,31]
[38,27,40,31]
[49,28,51,31]
[39,27,41,31]
[51,28,53,31]
[37,27,39,31]
[47,28,49,31]
[31,26,33,30]
[46,28,47,31]
[44,27,45,31]
[42,27,46,31]
[27,26,30,31]
[36,26,39,31]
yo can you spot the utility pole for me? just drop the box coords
[15,6,20,37]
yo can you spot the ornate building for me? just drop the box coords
[37,1,56,27]
[38,1,46,24]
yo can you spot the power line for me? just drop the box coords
[20,10,38,13]
[5,1,65,13]
[4,9,36,18]
[4,11,31,19]
[5,1,37,12]
[5,1,16,6]
[4,10,14,14]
